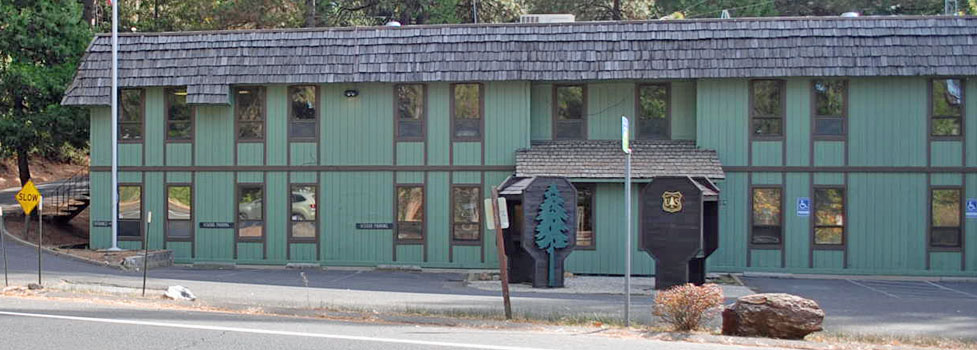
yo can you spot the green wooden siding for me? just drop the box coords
[144,87,164,166]
[485,81,531,165]
[751,141,782,167]
[931,141,963,167]
[289,142,316,166]
[847,174,927,273]
[321,171,394,265]
[785,78,811,166]
[848,78,927,167]
[321,84,393,165]
[195,105,233,166]
[266,86,288,166]
[697,79,748,166]
[194,172,235,262]
[813,142,845,167]
[784,173,810,269]
[90,107,110,167]
[165,143,192,166]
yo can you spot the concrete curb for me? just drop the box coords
[742,271,977,283]
[0,223,123,271]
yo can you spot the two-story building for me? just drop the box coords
[63,16,977,277]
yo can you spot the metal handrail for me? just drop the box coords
[48,169,89,219]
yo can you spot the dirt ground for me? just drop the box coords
[3,208,89,248]
[0,157,88,190]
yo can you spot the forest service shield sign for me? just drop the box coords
[662,191,683,213]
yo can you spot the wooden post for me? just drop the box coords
[491,187,512,320]
[142,212,151,296]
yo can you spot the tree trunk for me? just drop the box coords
[80,0,96,27]
[547,246,555,287]
[17,150,31,186]
[304,0,316,27]
[612,0,622,20]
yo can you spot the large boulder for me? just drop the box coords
[722,293,824,339]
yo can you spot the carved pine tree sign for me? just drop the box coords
[534,184,570,287]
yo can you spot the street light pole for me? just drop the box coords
[109,0,120,251]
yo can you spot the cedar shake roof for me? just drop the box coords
[515,140,724,179]
[63,16,977,106]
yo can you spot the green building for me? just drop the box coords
[63,16,977,277]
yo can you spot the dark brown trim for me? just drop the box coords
[724,166,977,173]
[551,84,588,140]
[811,185,847,250]
[572,182,597,250]
[287,85,320,142]
[634,83,671,140]
[748,79,787,141]
[928,77,966,141]
[927,185,964,253]
[394,183,426,246]
[117,180,145,242]
[118,88,146,144]
[450,82,485,142]
[449,184,484,246]
[164,183,194,243]
[748,184,785,250]
[810,79,848,141]
[90,165,515,172]
[394,84,428,142]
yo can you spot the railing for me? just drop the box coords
[47,169,90,222]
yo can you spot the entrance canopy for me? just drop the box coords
[513,140,724,182]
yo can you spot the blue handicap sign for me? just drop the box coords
[796,197,811,217]
[967,199,977,218]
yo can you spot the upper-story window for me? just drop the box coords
[120,89,144,142]
[165,87,191,141]
[636,84,669,139]
[452,83,482,140]
[235,87,265,141]
[750,80,785,137]
[930,187,962,248]
[751,187,782,245]
[289,86,317,141]
[812,79,847,138]
[553,85,586,139]
[931,78,964,137]
[396,84,425,140]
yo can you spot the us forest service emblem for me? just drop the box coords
[662,191,683,213]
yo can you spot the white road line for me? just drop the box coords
[924,281,977,299]
[0,311,552,350]
[846,279,899,299]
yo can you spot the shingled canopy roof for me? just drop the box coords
[63,16,977,106]
[515,140,724,179]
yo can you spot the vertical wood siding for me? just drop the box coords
[697,79,748,166]
[194,172,235,261]
[321,84,393,165]
[485,81,531,165]
[195,105,233,166]
[144,88,164,166]
[848,78,927,167]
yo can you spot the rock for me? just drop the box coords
[27,283,43,290]
[722,293,824,339]
[164,285,196,301]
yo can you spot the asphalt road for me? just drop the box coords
[0,297,781,350]
[0,178,86,213]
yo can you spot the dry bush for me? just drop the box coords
[652,283,724,331]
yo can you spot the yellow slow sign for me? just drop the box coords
[15,180,41,215]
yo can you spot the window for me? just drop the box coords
[813,187,845,246]
[452,186,481,241]
[812,79,846,137]
[166,185,192,239]
[396,186,424,241]
[931,78,964,137]
[396,84,425,139]
[637,84,669,139]
[237,185,264,239]
[575,184,595,249]
[120,89,144,141]
[930,188,961,248]
[236,87,265,141]
[452,83,482,139]
[751,80,784,137]
[553,85,585,139]
[289,86,317,140]
[751,187,782,245]
[290,185,317,240]
[118,185,142,238]
[165,87,191,141]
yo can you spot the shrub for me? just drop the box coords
[652,283,724,331]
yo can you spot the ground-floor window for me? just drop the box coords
[396,186,424,242]
[451,186,481,241]
[813,187,845,246]
[166,185,192,240]
[118,185,142,238]
[237,184,264,240]
[289,184,317,241]
[751,187,782,245]
[930,187,962,248]
[575,184,595,249]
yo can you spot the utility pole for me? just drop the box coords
[110,0,120,251]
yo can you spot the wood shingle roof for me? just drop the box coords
[63,16,977,106]
[515,140,725,179]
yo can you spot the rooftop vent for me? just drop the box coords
[384,20,402,27]
[519,14,575,23]
[840,12,860,17]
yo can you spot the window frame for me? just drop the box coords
[288,183,318,243]
[928,186,963,250]
[164,184,193,242]
[928,78,966,140]
[450,185,482,244]
[119,88,145,143]
[749,79,786,140]
[164,87,193,142]
[811,186,846,249]
[634,83,671,140]
[450,83,484,142]
[749,185,784,248]
[810,79,848,141]
[117,183,144,241]
[235,183,265,242]
[551,84,588,140]
[234,86,267,142]
[394,84,427,142]
[287,85,320,142]
[395,184,426,244]
[574,183,596,250]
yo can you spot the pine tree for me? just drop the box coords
[534,184,570,287]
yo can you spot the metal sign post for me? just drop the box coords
[621,116,632,327]
[143,211,151,296]
[490,188,512,320]
[37,197,42,285]
[1,207,7,286]
[109,0,121,251]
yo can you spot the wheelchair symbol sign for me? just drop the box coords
[797,197,811,217]
[967,199,977,218]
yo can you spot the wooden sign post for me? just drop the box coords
[490,187,512,320]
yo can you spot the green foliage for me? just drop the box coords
[0,0,92,183]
